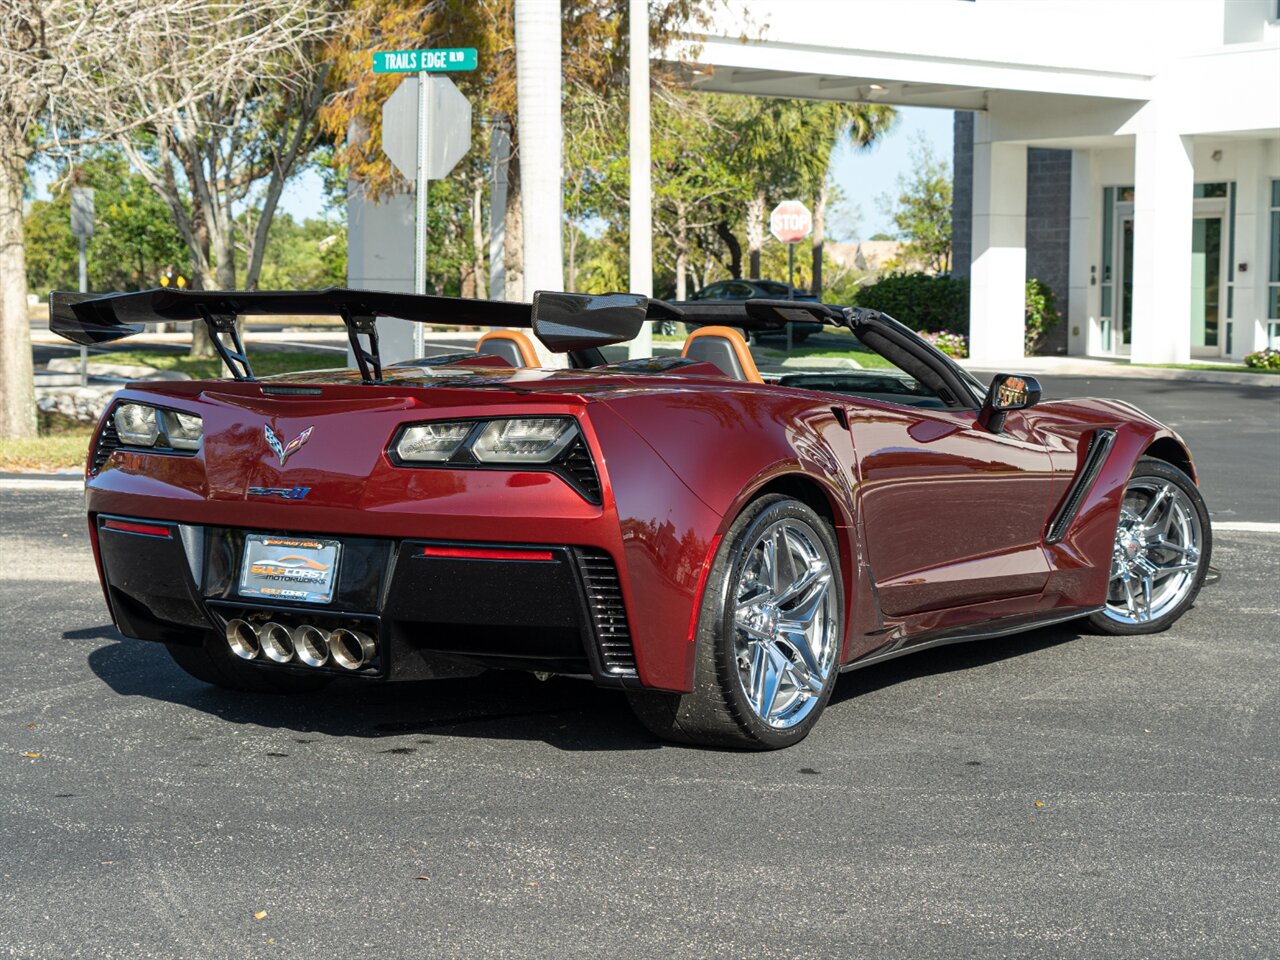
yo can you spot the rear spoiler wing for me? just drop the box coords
[48,287,854,384]
[49,287,687,384]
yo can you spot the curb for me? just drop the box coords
[0,476,84,491]
[961,360,1279,388]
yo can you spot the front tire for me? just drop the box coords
[629,495,843,749]
[165,635,332,694]
[1085,457,1211,635]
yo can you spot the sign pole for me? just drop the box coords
[78,236,88,385]
[413,71,430,359]
[786,243,796,352]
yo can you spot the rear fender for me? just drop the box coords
[600,389,870,679]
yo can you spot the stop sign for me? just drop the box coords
[769,200,812,244]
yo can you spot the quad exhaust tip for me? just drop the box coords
[292,624,330,667]
[260,622,294,664]
[226,619,260,660]
[224,619,376,670]
[329,628,375,671]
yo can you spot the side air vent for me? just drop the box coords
[559,434,602,504]
[90,413,121,474]
[574,548,636,678]
[1046,428,1117,544]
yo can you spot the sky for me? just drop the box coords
[826,106,955,243]
[32,106,955,245]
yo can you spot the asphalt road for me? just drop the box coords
[2,379,1277,959]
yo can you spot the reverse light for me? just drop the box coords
[393,421,473,462]
[114,403,160,446]
[163,410,204,450]
[472,418,577,464]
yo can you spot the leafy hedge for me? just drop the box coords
[853,272,1062,355]
[852,272,968,335]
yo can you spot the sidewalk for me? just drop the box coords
[956,354,1279,387]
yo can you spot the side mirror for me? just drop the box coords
[979,373,1042,433]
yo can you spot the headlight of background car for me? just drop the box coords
[113,403,160,447]
[472,418,577,464]
[394,421,473,462]
[112,402,202,450]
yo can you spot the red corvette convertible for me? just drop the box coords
[50,288,1212,749]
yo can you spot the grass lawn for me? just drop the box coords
[0,429,94,473]
[93,350,343,379]
[755,343,897,369]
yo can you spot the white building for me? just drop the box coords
[675,0,1280,363]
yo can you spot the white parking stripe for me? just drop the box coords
[1212,521,1280,533]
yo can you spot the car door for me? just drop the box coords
[849,400,1062,617]
[835,313,1065,619]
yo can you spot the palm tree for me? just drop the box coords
[808,103,896,297]
[514,0,564,299]
[731,98,894,286]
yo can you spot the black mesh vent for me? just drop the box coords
[574,548,636,677]
[260,385,322,396]
[559,434,601,503]
[90,414,120,474]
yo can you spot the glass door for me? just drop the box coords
[1111,201,1135,354]
[1191,214,1224,355]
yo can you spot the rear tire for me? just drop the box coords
[628,495,843,749]
[1084,457,1211,636]
[165,636,332,694]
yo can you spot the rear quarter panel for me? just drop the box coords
[595,384,871,677]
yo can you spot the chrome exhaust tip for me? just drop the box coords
[292,625,330,667]
[328,628,375,671]
[260,622,294,663]
[226,619,260,660]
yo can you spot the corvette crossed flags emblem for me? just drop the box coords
[264,424,314,467]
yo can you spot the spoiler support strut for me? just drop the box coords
[195,306,255,381]
[340,309,382,383]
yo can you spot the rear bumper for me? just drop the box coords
[92,514,641,688]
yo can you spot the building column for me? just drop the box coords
[1130,123,1193,364]
[1067,149,1096,356]
[1230,139,1265,357]
[969,116,1027,362]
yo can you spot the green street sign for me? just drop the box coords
[373,47,477,74]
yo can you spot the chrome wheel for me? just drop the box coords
[1103,477,1204,625]
[733,518,838,728]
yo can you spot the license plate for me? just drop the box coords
[238,534,341,605]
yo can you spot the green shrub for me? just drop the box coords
[919,330,968,359]
[852,272,968,334]
[1244,347,1280,369]
[1024,278,1061,355]
[853,272,1062,355]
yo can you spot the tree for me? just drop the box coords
[806,103,895,296]
[96,4,339,356]
[515,0,563,298]
[25,152,187,294]
[320,0,709,303]
[1,1,336,437]
[883,137,953,274]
